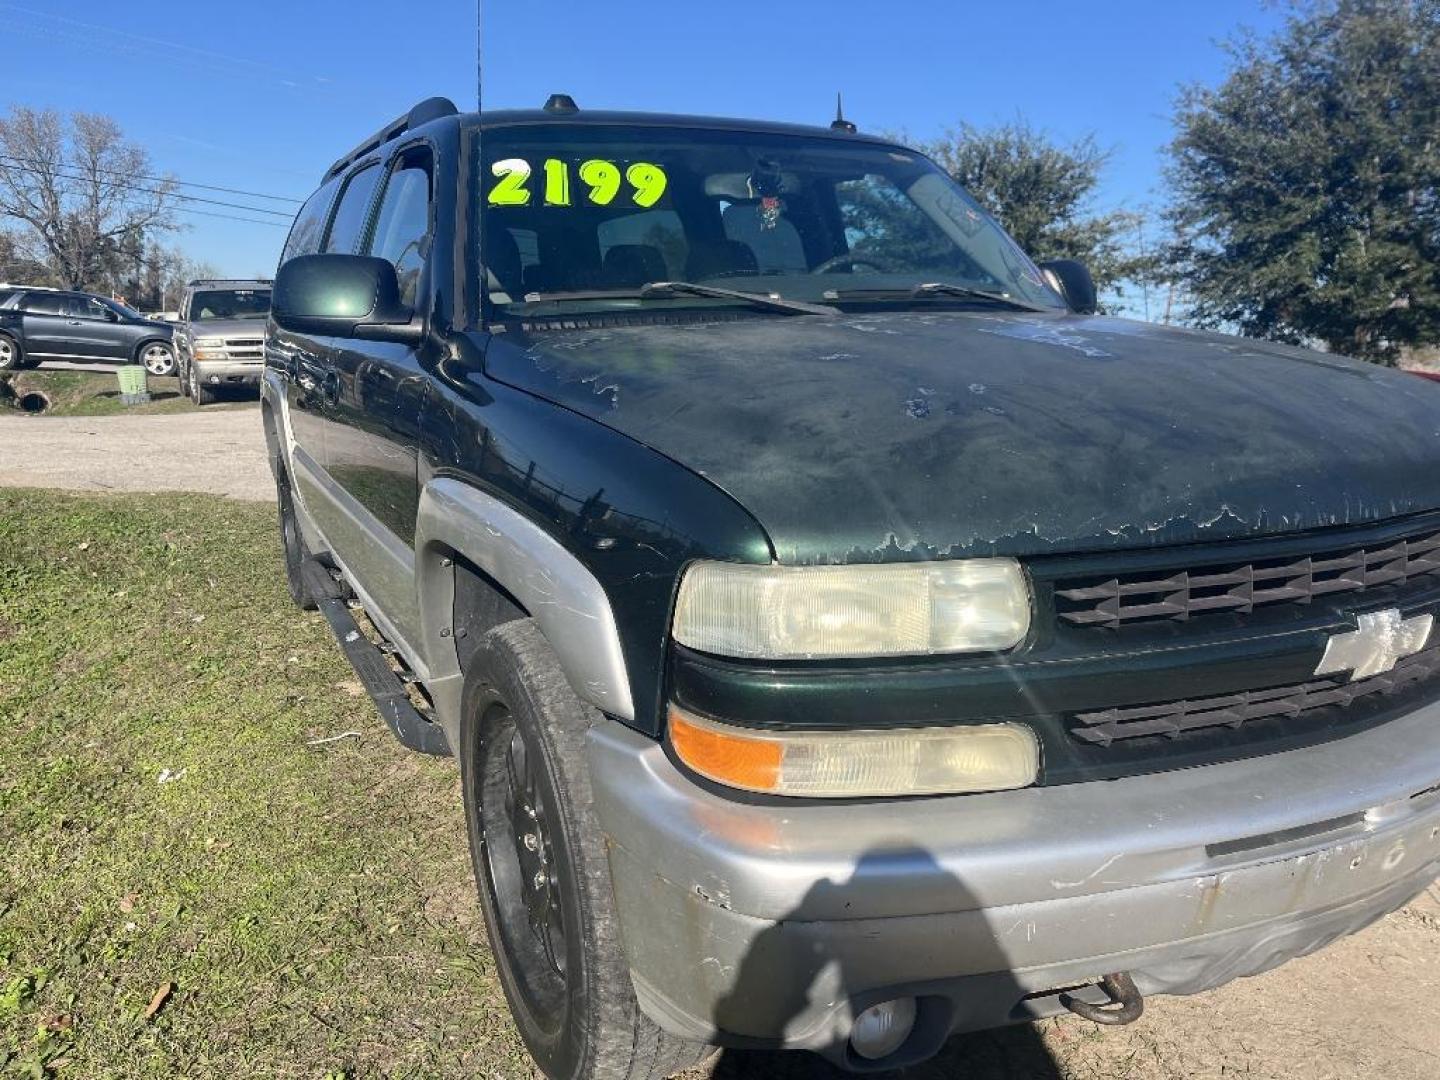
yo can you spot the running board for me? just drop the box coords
[302,558,450,757]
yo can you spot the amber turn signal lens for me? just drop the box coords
[668,706,783,792]
[666,704,1039,797]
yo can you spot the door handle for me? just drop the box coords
[66,319,83,325]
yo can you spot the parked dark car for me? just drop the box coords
[263,96,1440,1079]
[0,288,175,374]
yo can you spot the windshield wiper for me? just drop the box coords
[826,282,1048,312]
[522,282,835,317]
[912,282,1048,311]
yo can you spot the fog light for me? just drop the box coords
[850,997,916,1060]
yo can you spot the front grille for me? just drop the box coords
[1055,527,1440,629]
[221,337,264,361]
[1071,646,1440,746]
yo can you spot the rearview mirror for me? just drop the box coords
[272,253,422,343]
[1038,259,1098,316]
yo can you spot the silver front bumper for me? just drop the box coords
[193,356,263,382]
[587,701,1440,1068]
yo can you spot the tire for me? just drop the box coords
[0,333,21,371]
[461,621,712,1080]
[276,465,315,610]
[139,341,176,377]
[190,366,216,406]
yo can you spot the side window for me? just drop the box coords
[366,154,432,309]
[280,175,342,266]
[76,297,110,321]
[323,164,383,255]
[20,292,66,315]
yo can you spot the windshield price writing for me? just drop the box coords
[488,158,669,209]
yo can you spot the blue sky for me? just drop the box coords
[2,0,1286,289]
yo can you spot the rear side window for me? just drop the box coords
[323,164,383,255]
[366,154,432,309]
[19,292,67,315]
[280,175,342,266]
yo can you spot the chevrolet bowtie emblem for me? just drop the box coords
[1314,609,1434,682]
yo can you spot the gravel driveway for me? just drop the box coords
[0,408,271,501]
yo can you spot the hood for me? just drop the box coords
[485,310,1440,564]
[188,318,267,339]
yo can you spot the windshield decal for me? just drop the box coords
[488,158,669,209]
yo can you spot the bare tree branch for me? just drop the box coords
[0,106,178,290]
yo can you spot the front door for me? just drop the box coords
[322,146,434,650]
[276,164,383,554]
[66,296,130,360]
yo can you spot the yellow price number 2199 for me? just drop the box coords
[488,158,667,209]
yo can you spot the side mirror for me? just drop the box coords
[1038,259,1097,316]
[104,308,120,322]
[272,253,422,343]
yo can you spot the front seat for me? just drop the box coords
[684,239,758,281]
[484,227,524,299]
[602,244,668,287]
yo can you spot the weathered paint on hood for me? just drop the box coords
[484,311,1440,564]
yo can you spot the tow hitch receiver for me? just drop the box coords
[1060,972,1145,1026]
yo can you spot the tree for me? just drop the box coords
[1164,0,1440,363]
[919,120,1153,306]
[0,226,55,285]
[0,107,179,291]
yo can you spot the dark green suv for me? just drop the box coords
[263,95,1440,1078]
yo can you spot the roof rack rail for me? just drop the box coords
[324,96,459,181]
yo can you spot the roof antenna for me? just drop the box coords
[831,92,857,134]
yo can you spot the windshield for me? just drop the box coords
[190,289,271,321]
[478,125,1063,316]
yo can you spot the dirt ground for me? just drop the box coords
[3,412,1439,1079]
[0,408,270,501]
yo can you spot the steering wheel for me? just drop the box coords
[810,252,898,275]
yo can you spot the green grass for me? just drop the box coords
[1,370,254,417]
[0,490,533,1078]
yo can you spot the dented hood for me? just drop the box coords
[485,311,1440,563]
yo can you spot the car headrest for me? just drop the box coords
[602,244,668,287]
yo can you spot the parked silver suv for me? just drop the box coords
[174,278,271,405]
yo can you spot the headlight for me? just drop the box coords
[668,705,1039,796]
[672,559,1031,659]
[194,336,224,348]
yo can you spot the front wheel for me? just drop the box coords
[0,333,21,371]
[189,366,216,406]
[140,341,175,377]
[462,622,712,1080]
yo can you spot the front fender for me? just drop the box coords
[414,478,634,737]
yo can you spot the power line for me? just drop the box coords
[0,152,302,204]
[0,159,295,218]
[172,207,288,228]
